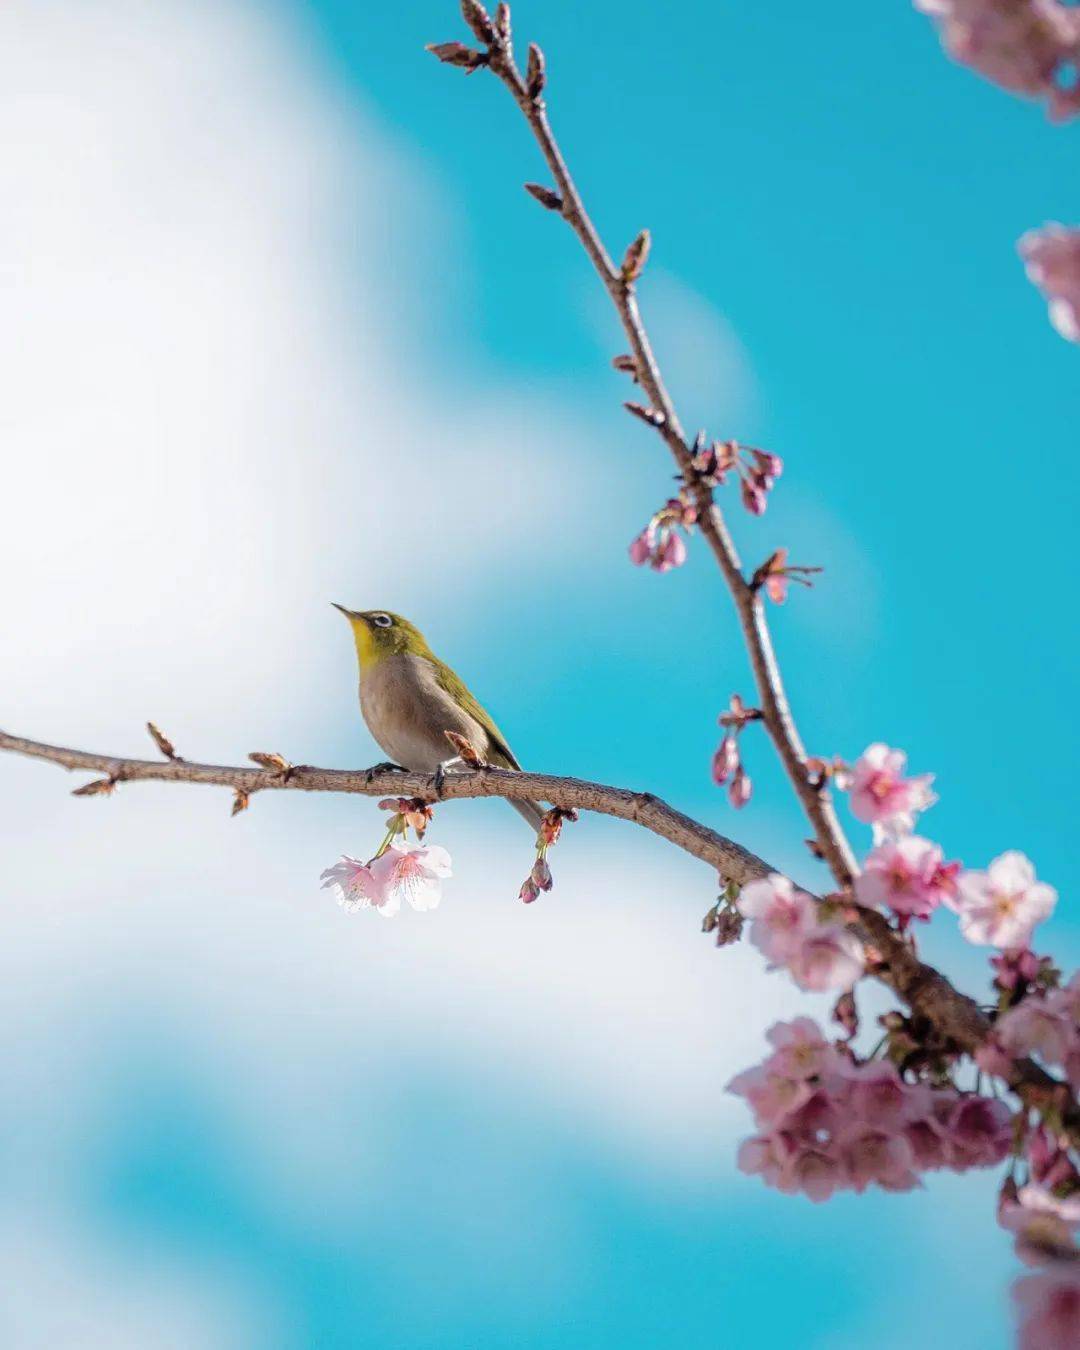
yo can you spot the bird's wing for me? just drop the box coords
[430,657,522,770]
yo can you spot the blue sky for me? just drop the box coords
[0,1,1076,1346]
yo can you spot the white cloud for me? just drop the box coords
[0,0,619,751]
[0,1213,272,1350]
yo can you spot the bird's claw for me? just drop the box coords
[366,760,404,784]
[433,762,446,798]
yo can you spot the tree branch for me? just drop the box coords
[3,723,1076,1137]
[0,727,768,884]
[475,29,858,888]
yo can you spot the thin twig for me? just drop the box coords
[478,27,858,887]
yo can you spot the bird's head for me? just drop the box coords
[332,606,431,670]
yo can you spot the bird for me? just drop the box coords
[333,605,546,832]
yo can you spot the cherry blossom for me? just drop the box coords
[916,1,1080,120]
[1019,224,1080,343]
[787,925,864,993]
[731,1020,1012,1204]
[738,875,863,992]
[854,834,960,919]
[1013,1264,1080,1350]
[844,743,936,835]
[949,851,1057,948]
[738,875,816,965]
[369,841,453,915]
[320,855,389,915]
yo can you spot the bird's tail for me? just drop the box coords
[507,796,547,833]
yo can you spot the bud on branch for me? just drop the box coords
[524,182,563,212]
[620,229,651,283]
[460,0,496,45]
[526,42,546,100]
[426,41,490,72]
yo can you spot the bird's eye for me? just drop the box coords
[371,613,393,628]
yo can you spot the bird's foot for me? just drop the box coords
[433,755,465,799]
[366,760,404,784]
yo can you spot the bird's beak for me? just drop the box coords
[332,602,358,620]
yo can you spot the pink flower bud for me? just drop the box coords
[752,449,783,481]
[628,524,656,566]
[531,857,553,892]
[740,478,767,516]
[519,878,540,904]
[654,530,687,571]
[729,767,752,809]
[712,735,740,786]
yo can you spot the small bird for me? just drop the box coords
[333,606,546,832]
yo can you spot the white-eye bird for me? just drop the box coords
[333,605,546,832]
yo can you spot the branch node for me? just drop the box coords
[624,400,665,429]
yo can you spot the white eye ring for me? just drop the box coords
[372,613,392,628]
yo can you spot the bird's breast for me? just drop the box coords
[359,653,484,772]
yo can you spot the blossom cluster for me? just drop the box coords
[711,694,759,809]
[738,875,863,993]
[838,744,1058,950]
[628,492,696,571]
[731,1018,1013,1202]
[981,973,1080,1092]
[915,0,1080,120]
[321,842,453,917]
[1019,224,1080,345]
[690,435,782,517]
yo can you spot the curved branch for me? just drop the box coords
[3,724,1076,1137]
[0,727,769,884]
[476,29,858,887]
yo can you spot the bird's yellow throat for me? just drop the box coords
[348,616,381,672]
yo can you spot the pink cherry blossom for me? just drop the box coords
[738,874,815,964]
[730,1019,1014,1205]
[766,1017,839,1079]
[845,743,936,835]
[837,1124,920,1194]
[781,1145,849,1203]
[320,855,389,914]
[1013,1264,1080,1350]
[726,1064,814,1129]
[841,1060,930,1128]
[950,850,1057,947]
[854,835,959,919]
[916,1,1080,120]
[736,1132,793,1190]
[787,925,864,993]
[1019,224,1080,342]
[738,876,864,992]
[944,1094,1013,1170]
[996,996,1075,1066]
[368,842,453,915]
